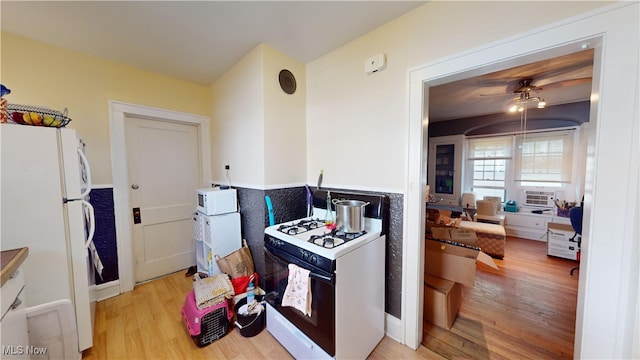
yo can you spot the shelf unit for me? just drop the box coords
[428,135,463,205]
[192,212,207,272]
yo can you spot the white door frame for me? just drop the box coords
[404,3,637,357]
[109,100,211,293]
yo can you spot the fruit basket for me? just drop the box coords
[5,104,71,128]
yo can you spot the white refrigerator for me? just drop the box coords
[1,124,101,357]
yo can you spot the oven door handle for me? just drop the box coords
[265,245,335,284]
[308,270,333,283]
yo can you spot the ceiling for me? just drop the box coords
[0,1,425,85]
[2,2,594,121]
[428,49,594,122]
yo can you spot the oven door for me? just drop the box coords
[264,242,336,356]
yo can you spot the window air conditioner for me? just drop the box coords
[523,190,555,208]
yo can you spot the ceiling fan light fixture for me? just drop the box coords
[506,93,546,112]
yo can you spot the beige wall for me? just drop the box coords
[263,45,306,187]
[210,45,265,187]
[305,1,611,192]
[210,44,306,188]
[1,32,210,184]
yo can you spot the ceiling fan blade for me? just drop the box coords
[478,91,510,97]
[535,77,592,90]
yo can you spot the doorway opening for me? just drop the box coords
[404,35,604,353]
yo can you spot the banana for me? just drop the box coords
[30,112,43,126]
[23,112,43,126]
[22,112,33,125]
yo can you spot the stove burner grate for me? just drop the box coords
[307,229,367,249]
[277,218,325,235]
[309,234,345,249]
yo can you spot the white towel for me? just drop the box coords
[281,264,312,317]
[88,241,104,280]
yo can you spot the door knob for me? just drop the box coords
[131,184,140,190]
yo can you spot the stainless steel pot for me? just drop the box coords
[332,199,369,233]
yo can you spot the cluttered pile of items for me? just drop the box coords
[424,222,500,330]
[181,187,265,347]
[181,240,265,347]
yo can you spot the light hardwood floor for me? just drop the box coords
[423,236,579,359]
[82,269,442,359]
[83,236,576,359]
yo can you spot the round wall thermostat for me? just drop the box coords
[279,69,296,94]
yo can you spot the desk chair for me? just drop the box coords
[569,206,583,276]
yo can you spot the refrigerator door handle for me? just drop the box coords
[77,147,92,198]
[82,200,96,250]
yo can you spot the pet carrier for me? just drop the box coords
[181,290,233,347]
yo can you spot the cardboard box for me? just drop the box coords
[424,275,461,330]
[426,228,498,287]
[476,200,498,216]
[430,227,477,246]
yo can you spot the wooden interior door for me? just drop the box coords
[125,116,200,283]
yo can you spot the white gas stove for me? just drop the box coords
[263,190,388,359]
[263,208,382,260]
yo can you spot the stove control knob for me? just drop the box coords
[309,255,317,264]
[267,237,283,248]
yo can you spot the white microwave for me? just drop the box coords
[196,188,237,215]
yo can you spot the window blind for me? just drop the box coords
[514,130,574,183]
[467,136,512,160]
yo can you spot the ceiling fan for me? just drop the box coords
[506,79,547,112]
[480,76,591,97]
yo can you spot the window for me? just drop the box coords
[515,131,574,186]
[466,130,576,204]
[467,137,512,202]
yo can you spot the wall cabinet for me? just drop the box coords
[428,135,463,205]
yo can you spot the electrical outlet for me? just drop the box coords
[225,164,230,170]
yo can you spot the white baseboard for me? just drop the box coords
[95,280,120,301]
[384,313,404,343]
